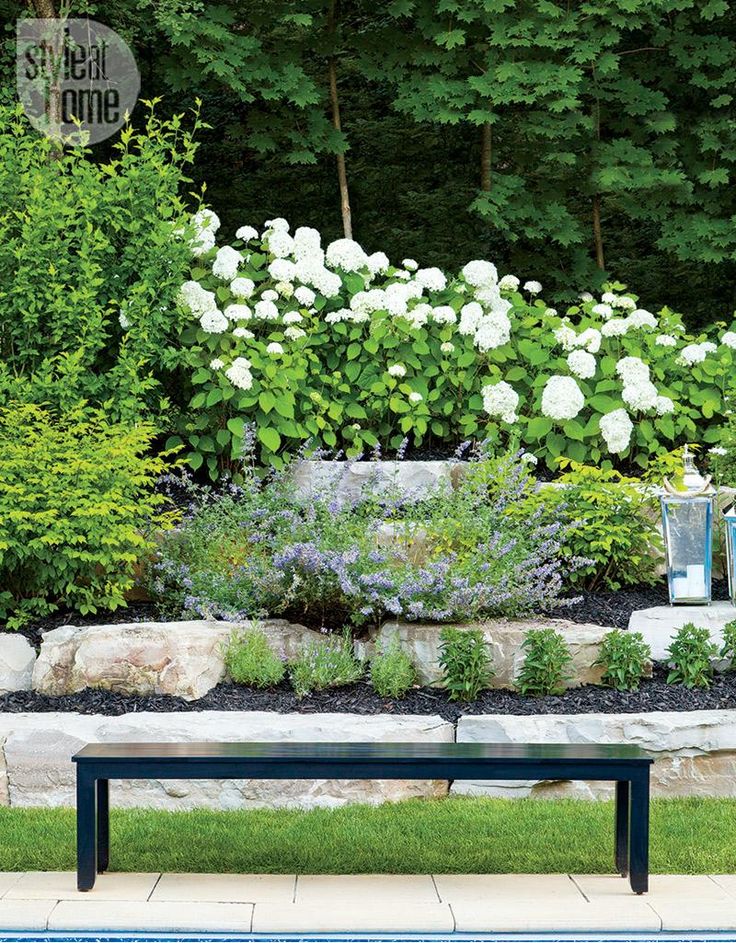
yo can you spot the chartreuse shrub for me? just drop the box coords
[534,462,663,591]
[0,404,171,628]
[223,626,286,688]
[289,633,363,697]
[150,450,574,629]
[0,102,198,421]
[370,637,417,699]
[666,624,718,689]
[438,627,493,701]
[172,214,733,475]
[516,628,572,696]
[595,630,652,692]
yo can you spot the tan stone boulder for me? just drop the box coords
[0,634,36,694]
[32,619,326,702]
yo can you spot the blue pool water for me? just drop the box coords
[2,935,736,942]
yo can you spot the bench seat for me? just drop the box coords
[73,740,652,894]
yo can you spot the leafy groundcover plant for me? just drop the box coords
[516,628,572,696]
[595,630,652,692]
[171,213,733,475]
[0,404,171,628]
[666,623,718,689]
[150,448,581,630]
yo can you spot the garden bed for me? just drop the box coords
[3,666,736,722]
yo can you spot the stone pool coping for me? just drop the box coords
[0,872,735,932]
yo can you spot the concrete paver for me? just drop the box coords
[152,872,295,903]
[4,870,159,902]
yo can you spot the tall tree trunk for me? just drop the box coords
[592,193,605,269]
[26,0,62,149]
[327,0,352,239]
[28,0,57,14]
[480,121,492,191]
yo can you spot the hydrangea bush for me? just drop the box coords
[171,213,732,474]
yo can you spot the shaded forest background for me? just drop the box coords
[2,0,736,325]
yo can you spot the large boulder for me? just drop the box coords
[356,618,626,690]
[629,601,736,661]
[0,711,453,809]
[453,710,736,799]
[32,619,326,701]
[0,634,36,694]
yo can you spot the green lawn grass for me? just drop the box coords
[0,797,734,874]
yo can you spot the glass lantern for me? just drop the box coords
[723,504,736,605]
[660,446,715,606]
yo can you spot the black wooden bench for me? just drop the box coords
[72,741,652,894]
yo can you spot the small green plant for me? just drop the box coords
[370,637,417,699]
[289,632,363,697]
[438,627,493,701]
[720,619,736,670]
[666,623,718,689]
[223,626,285,688]
[595,630,651,691]
[516,628,572,696]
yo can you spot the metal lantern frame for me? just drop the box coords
[660,492,715,606]
[723,505,736,605]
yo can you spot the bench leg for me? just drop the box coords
[96,779,109,873]
[76,771,97,892]
[615,779,630,877]
[629,771,650,894]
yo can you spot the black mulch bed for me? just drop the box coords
[2,665,736,722]
[561,578,731,630]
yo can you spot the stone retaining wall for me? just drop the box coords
[0,708,734,809]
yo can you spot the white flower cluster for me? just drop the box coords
[541,375,585,421]
[481,381,519,424]
[600,408,633,454]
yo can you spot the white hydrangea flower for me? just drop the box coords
[264,217,289,232]
[224,304,251,321]
[294,286,316,307]
[254,300,279,321]
[655,334,677,347]
[212,246,242,280]
[521,451,538,466]
[324,308,352,323]
[567,349,596,379]
[628,308,657,329]
[523,280,542,294]
[601,291,617,305]
[575,327,602,353]
[462,259,498,288]
[622,379,658,412]
[200,309,228,334]
[226,357,253,390]
[367,251,390,275]
[592,303,613,319]
[408,391,423,403]
[233,327,254,339]
[481,380,519,424]
[405,303,431,329]
[311,267,342,298]
[499,274,520,291]
[292,226,321,256]
[260,289,277,302]
[178,281,217,315]
[402,258,419,271]
[600,408,633,454]
[710,446,728,456]
[284,326,306,340]
[230,277,255,299]
[541,375,585,420]
[268,258,296,282]
[474,310,511,352]
[192,208,220,234]
[679,343,707,365]
[266,342,284,355]
[210,358,224,370]
[326,238,369,272]
[601,318,629,337]
[721,331,736,349]
[266,229,295,258]
[615,295,637,311]
[655,396,675,415]
[388,364,406,378]
[544,307,557,317]
[118,311,130,329]
[394,269,411,280]
[701,341,718,353]
[440,341,455,353]
[554,325,577,351]
[459,302,484,335]
[283,310,303,325]
[415,267,446,292]
[616,356,650,384]
[235,225,259,242]
[580,291,594,302]
[432,305,457,324]
[274,281,293,298]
